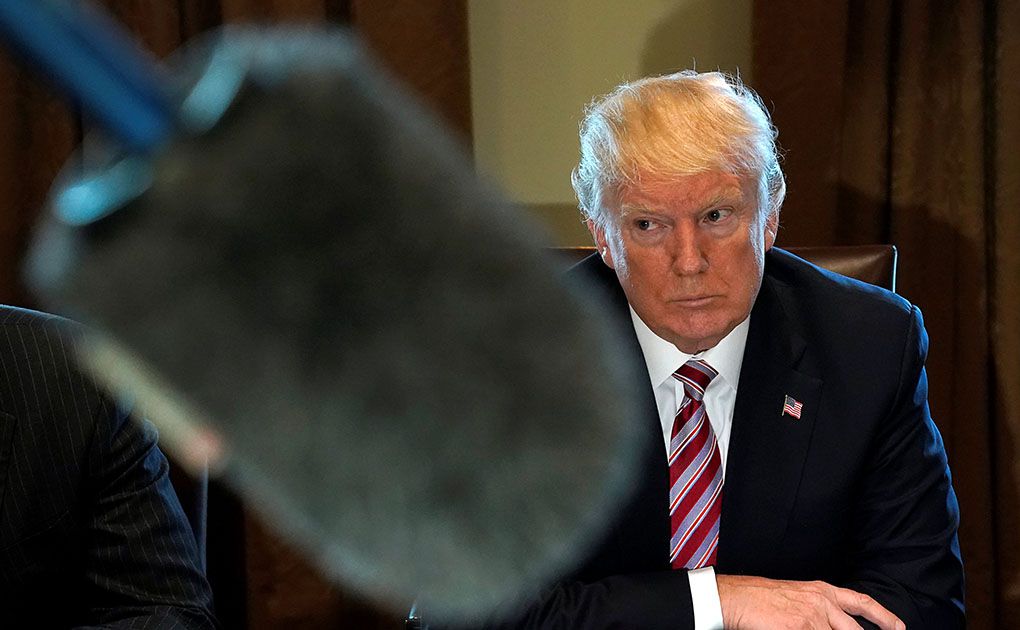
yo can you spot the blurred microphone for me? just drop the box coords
[13,14,644,624]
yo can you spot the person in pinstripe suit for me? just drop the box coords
[0,305,215,627]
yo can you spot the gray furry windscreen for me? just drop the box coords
[28,28,644,623]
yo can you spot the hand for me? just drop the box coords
[716,574,905,630]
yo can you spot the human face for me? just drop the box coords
[588,171,778,353]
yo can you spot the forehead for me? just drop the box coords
[615,171,754,215]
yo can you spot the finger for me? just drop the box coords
[825,605,864,630]
[833,588,904,630]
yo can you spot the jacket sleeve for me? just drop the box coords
[80,394,217,629]
[445,572,694,630]
[840,306,965,629]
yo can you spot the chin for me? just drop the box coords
[669,320,733,350]
[663,326,719,349]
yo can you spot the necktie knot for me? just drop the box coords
[672,359,718,402]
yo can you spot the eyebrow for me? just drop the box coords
[618,189,746,217]
[618,204,657,217]
[702,189,745,209]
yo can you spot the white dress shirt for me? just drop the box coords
[629,307,751,630]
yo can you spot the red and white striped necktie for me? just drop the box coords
[668,359,723,570]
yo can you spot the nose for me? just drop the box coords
[669,222,709,276]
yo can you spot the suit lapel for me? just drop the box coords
[717,272,823,574]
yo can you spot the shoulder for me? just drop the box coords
[566,252,613,282]
[564,253,627,308]
[765,247,918,330]
[0,305,88,382]
[763,248,926,378]
[0,305,86,357]
[0,305,104,432]
[0,304,76,328]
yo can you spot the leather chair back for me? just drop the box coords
[552,245,898,292]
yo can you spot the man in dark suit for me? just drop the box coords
[0,306,215,627]
[491,71,963,628]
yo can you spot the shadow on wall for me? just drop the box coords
[640,0,752,78]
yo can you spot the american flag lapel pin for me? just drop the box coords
[782,395,803,419]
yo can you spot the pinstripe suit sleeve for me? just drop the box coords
[80,395,217,628]
[0,308,215,628]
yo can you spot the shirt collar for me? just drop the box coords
[629,306,750,393]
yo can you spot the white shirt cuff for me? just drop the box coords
[689,566,724,630]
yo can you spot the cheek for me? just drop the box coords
[711,241,764,299]
[730,261,765,311]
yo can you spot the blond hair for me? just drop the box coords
[571,71,785,228]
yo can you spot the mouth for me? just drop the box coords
[670,296,718,307]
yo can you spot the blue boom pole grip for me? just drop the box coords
[0,0,174,152]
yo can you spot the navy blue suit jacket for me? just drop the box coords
[487,248,964,629]
[0,307,215,627]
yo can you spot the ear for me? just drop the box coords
[763,211,780,251]
[585,218,616,269]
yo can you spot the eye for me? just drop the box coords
[704,208,733,223]
[635,218,656,231]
